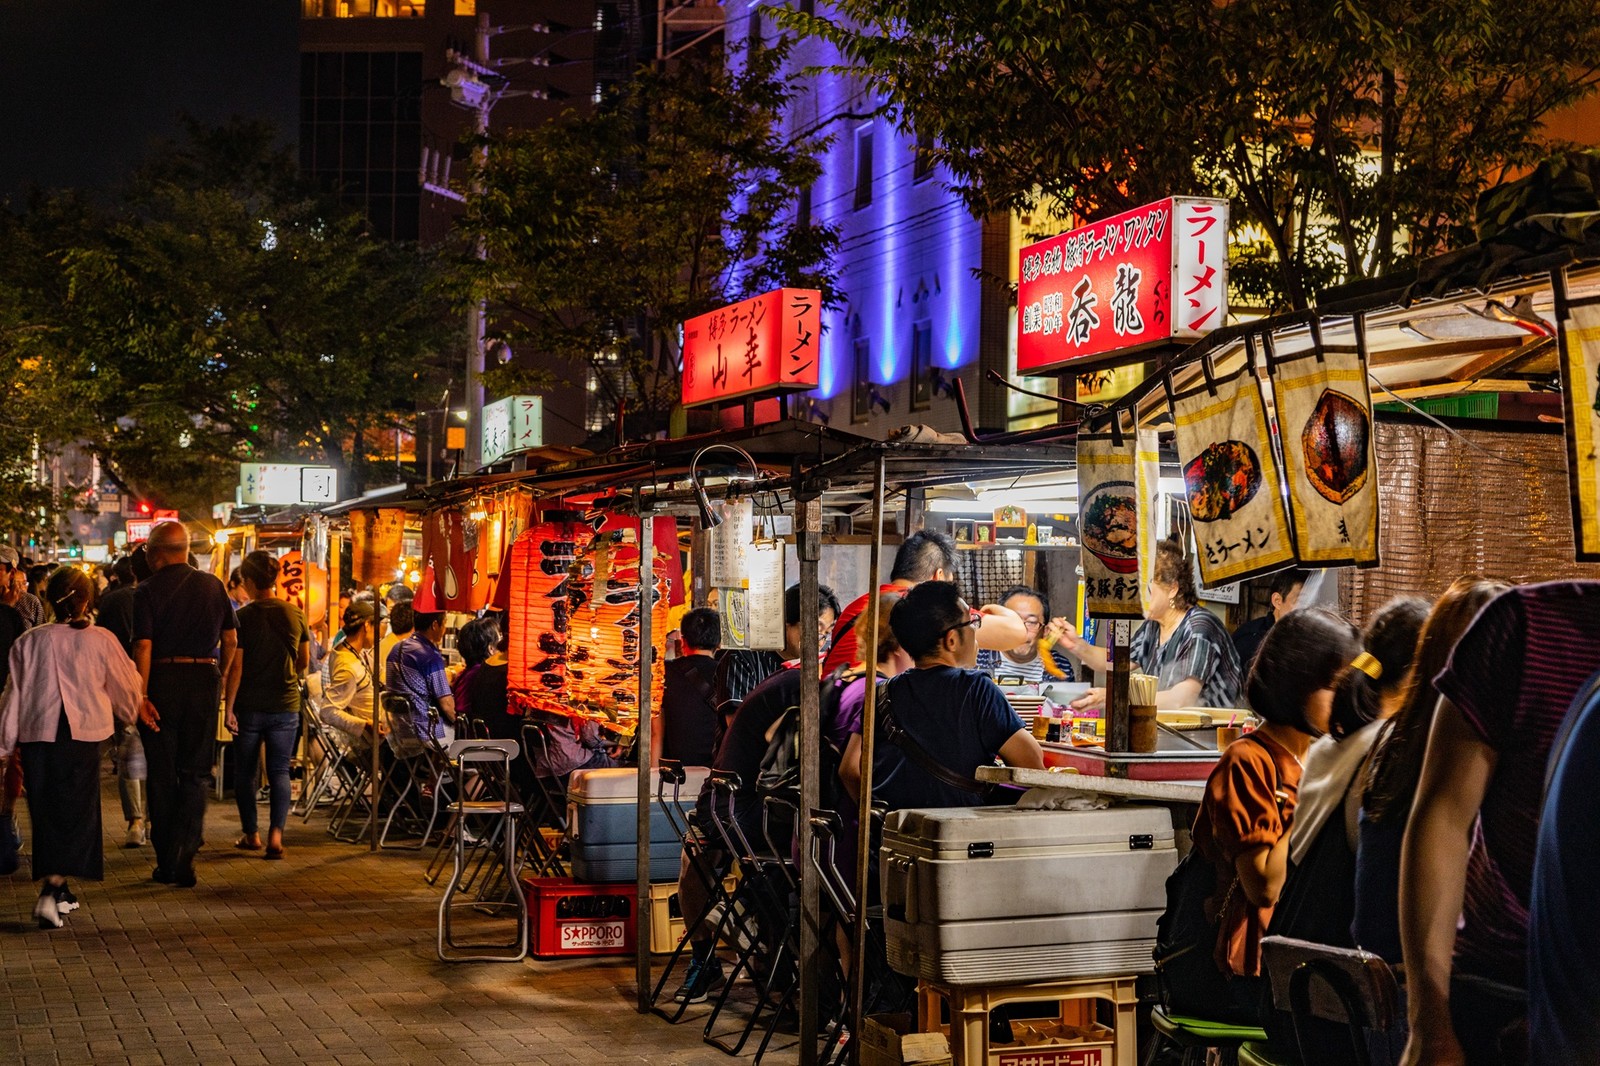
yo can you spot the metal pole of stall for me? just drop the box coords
[849,453,887,1059]
[370,583,384,850]
[635,510,656,1012]
[796,493,824,1064]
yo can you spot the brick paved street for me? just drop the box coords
[0,779,792,1066]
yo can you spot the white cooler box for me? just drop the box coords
[880,804,1177,986]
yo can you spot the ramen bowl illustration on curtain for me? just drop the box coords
[1079,481,1139,573]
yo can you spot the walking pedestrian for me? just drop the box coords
[0,567,141,927]
[133,521,238,888]
[223,551,309,860]
[96,547,153,848]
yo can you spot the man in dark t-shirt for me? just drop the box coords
[870,581,1043,812]
[133,521,237,888]
[657,607,721,768]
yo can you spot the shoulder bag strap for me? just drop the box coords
[874,679,991,796]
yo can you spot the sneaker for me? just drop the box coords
[33,889,62,930]
[673,954,726,1004]
[52,884,79,914]
[124,820,147,848]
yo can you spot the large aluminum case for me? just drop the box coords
[566,766,709,882]
[880,804,1177,985]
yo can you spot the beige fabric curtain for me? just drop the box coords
[1339,419,1600,626]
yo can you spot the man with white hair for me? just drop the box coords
[133,521,237,888]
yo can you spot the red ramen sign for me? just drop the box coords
[681,287,822,408]
[1017,197,1228,373]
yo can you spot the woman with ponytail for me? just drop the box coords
[0,567,142,928]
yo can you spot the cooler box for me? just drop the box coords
[881,805,1177,985]
[523,876,637,958]
[566,766,710,883]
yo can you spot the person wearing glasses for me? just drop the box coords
[868,581,1045,811]
[976,585,1077,684]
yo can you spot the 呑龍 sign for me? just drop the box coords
[681,287,822,408]
[482,395,543,467]
[1018,197,1229,374]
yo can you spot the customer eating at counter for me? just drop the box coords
[1063,538,1243,712]
[821,530,1029,676]
[865,581,1044,811]
[1158,608,1360,1026]
[976,585,1077,684]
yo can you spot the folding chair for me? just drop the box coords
[437,739,528,962]
[1255,935,1404,1066]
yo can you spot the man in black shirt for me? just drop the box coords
[1230,568,1307,672]
[656,607,722,768]
[133,521,238,888]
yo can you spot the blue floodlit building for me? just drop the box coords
[724,1,1048,437]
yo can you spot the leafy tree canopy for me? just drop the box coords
[463,40,839,434]
[5,119,466,517]
[785,0,1600,310]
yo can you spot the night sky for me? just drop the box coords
[0,1,299,199]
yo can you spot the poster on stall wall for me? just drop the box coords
[419,508,493,614]
[1558,293,1600,561]
[1076,429,1144,619]
[721,539,785,650]
[1135,428,1163,617]
[1170,363,1297,586]
[1268,342,1381,568]
[349,508,405,588]
[707,498,754,588]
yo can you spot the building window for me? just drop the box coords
[455,0,475,12]
[914,129,935,183]
[747,5,763,50]
[299,50,423,240]
[852,338,872,423]
[302,0,427,15]
[796,184,811,229]
[853,126,874,210]
[910,321,933,411]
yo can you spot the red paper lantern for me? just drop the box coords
[506,514,582,712]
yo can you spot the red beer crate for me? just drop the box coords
[522,876,638,959]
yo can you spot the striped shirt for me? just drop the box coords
[977,647,1076,684]
[1435,580,1600,987]
[1129,607,1244,710]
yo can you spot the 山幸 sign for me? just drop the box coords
[1017,197,1229,374]
[680,287,822,408]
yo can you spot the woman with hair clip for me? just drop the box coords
[1065,538,1245,712]
[0,567,141,928]
[1354,577,1510,964]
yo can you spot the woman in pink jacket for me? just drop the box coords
[0,567,141,928]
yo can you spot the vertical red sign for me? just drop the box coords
[681,287,822,408]
[1016,197,1229,373]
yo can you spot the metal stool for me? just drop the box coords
[437,739,528,963]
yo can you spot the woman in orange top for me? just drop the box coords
[1175,607,1361,1024]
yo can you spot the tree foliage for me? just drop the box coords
[463,40,839,434]
[4,120,465,517]
[784,0,1600,310]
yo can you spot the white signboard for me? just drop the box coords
[238,463,340,506]
[708,498,753,588]
[482,395,544,466]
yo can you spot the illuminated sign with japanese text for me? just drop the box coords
[238,464,340,506]
[680,287,822,408]
[1017,197,1229,373]
[482,395,543,467]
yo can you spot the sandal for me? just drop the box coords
[234,835,262,851]
[264,845,285,860]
